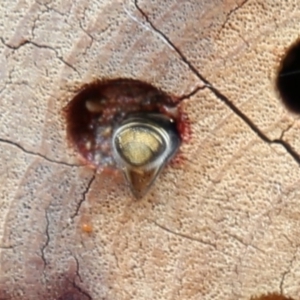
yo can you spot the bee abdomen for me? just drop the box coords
[112,113,180,198]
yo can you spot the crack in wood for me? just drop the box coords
[153,221,217,248]
[0,138,82,167]
[217,0,250,37]
[0,37,80,76]
[71,173,96,220]
[279,250,297,294]
[41,208,50,269]
[134,0,300,166]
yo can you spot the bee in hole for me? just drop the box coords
[112,113,180,198]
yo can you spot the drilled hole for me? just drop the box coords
[277,40,300,113]
[65,78,187,169]
[64,79,189,197]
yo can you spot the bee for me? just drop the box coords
[112,113,180,198]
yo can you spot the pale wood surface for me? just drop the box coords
[1,0,300,299]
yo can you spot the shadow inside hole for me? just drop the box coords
[64,78,187,198]
[64,78,180,170]
[277,40,300,113]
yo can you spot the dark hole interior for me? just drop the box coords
[277,40,300,113]
[64,78,182,170]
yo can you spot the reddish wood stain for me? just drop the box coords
[251,293,295,300]
[81,223,93,233]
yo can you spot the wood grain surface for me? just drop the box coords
[1,0,300,299]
